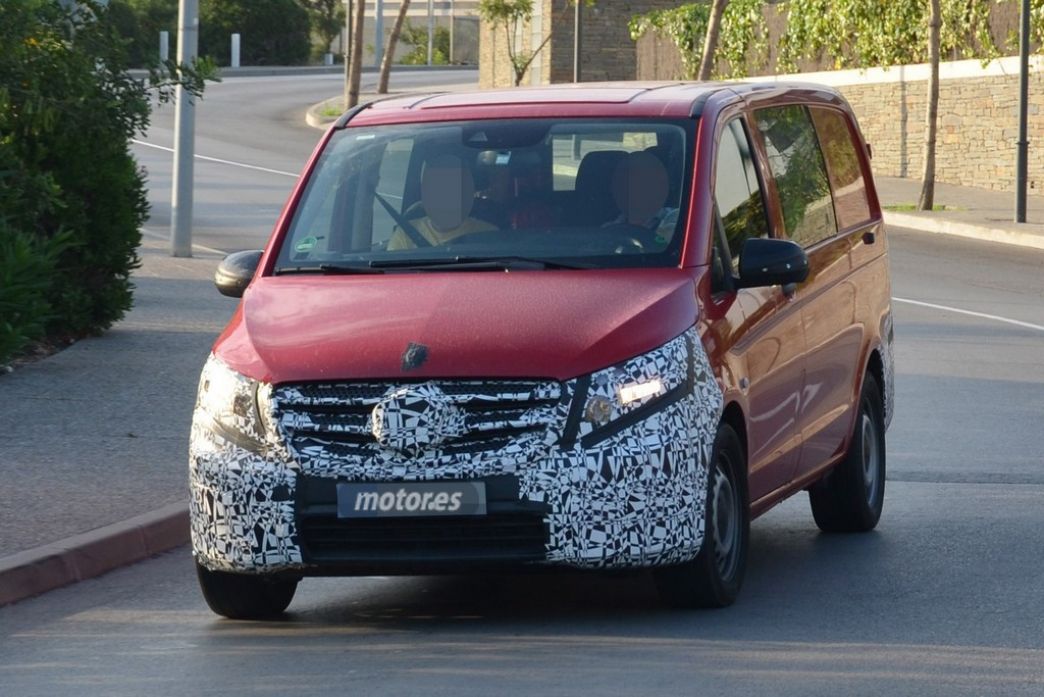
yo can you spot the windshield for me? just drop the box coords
[275,118,693,272]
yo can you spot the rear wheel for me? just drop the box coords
[655,423,749,609]
[195,561,298,619]
[809,373,886,533]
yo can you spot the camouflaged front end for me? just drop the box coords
[189,328,724,573]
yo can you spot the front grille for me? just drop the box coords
[299,513,549,564]
[273,379,563,461]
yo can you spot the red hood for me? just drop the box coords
[214,269,699,384]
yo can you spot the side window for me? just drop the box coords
[755,105,837,248]
[810,107,872,231]
[714,119,770,269]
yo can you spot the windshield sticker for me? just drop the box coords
[295,236,318,253]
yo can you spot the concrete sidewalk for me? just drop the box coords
[2,113,1044,605]
[0,237,236,604]
[878,176,1044,251]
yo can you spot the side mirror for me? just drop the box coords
[214,250,263,298]
[736,237,809,289]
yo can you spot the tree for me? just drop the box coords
[300,0,345,60]
[378,0,411,93]
[346,0,366,107]
[629,1,768,80]
[697,0,728,81]
[479,0,594,87]
[919,0,941,211]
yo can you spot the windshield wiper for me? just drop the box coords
[368,256,593,271]
[275,264,386,275]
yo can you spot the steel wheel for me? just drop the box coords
[711,458,741,582]
[809,373,886,533]
[655,423,749,609]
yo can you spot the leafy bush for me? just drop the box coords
[398,21,450,65]
[0,221,72,363]
[200,0,312,66]
[108,0,179,68]
[0,0,209,364]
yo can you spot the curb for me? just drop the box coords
[0,502,189,607]
[305,96,343,130]
[129,64,476,80]
[305,83,479,130]
[883,211,1044,251]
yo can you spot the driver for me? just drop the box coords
[387,154,497,250]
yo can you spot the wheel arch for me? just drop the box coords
[864,346,884,396]
[720,401,749,472]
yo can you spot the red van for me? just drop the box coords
[191,83,894,619]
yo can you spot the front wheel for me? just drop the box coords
[655,423,749,609]
[808,373,886,533]
[196,561,298,620]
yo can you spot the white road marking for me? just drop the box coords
[893,297,1044,333]
[131,139,298,178]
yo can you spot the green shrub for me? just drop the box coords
[108,0,179,68]
[0,221,72,364]
[398,22,450,65]
[0,0,210,358]
[200,0,312,66]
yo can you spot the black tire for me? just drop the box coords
[809,373,886,533]
[655,423,749,609]
[195,561,298,620]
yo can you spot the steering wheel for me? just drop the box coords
[606,222,655,254]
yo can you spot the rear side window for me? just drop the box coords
[755,105,837,248]
[810,107,872,231]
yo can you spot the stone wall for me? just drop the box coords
[739,58,1044,196]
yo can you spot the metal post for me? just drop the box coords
[374,0,384,69]
[344,0,352,108]
[230,33,241,68]
[159,30,169,62]
[427,0,434,66]
[170,0,198,258]
[573,0,582,82]
[1016,0,1030,223]
[449,0,455,64]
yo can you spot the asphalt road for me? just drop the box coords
[2,72,1043,696]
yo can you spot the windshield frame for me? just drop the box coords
[272,117,697,274]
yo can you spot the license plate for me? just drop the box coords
[336,481,487,518]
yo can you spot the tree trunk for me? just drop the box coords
[698,0,728,81]
[378,0,411,93]
[347,0,367,107]
[918,0,941,211]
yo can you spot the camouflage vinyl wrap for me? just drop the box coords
[190,327,724,573]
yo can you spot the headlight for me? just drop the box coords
[565,331,693,446]
[195,355,270,451]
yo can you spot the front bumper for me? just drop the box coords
[190,330,724,574]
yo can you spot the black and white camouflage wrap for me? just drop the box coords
[881,310,895,430]
[190,327,724,573]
